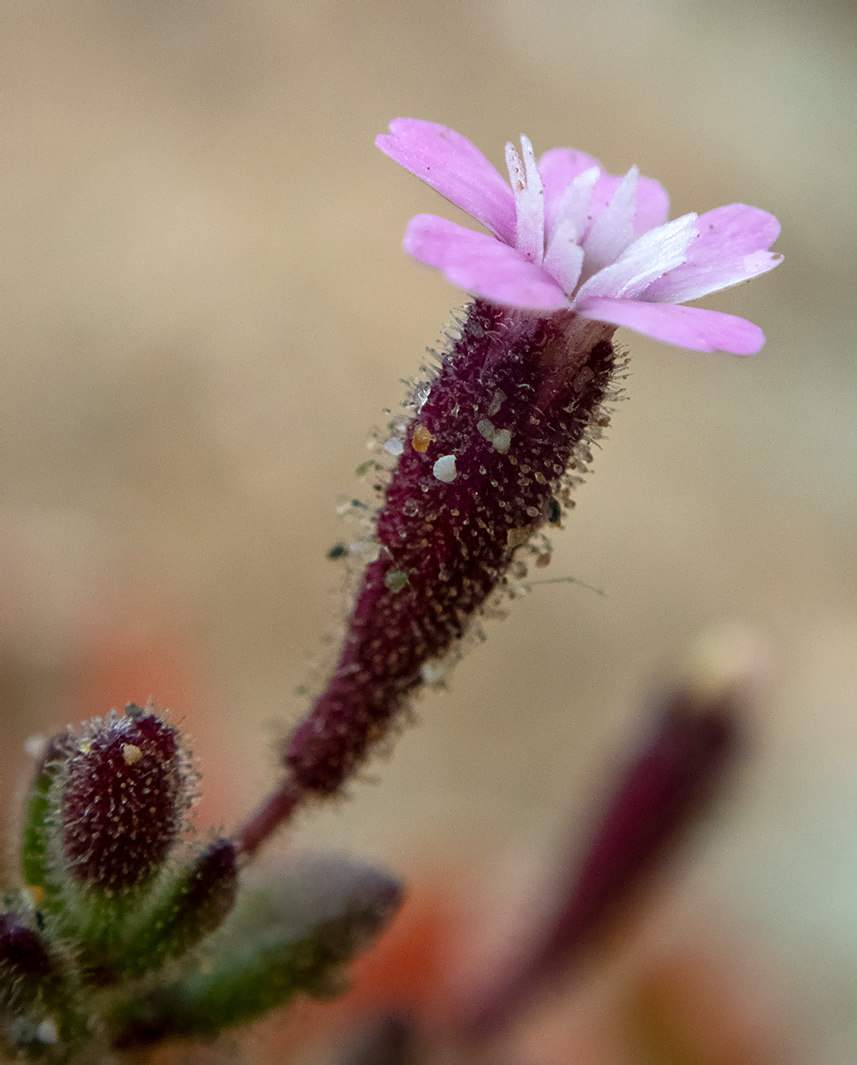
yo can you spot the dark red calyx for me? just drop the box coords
[60,710,185,892]
[0,913,55,1009]
[285,300,617,795]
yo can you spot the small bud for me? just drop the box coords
[170,839,238,949]
[465,658,742,1037]
[0,914,54,1011]
[60,709,186,892]
[115,839,238,980]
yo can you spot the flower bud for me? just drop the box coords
[115,839,238,980]
[167,839,238,952]
[0,914,54,1012]
[464,667,741,1038]
[284,304,617,798]
[59,707,187,893]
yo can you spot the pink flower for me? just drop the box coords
[376,120,782,355]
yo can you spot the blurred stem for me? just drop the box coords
[234,776,302,858]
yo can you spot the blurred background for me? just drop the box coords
[1,1,855,1061]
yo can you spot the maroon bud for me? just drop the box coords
[547,694,735,939]
[0,914,54,1009]
[166,839,238,955]
[111,839,238,982]
[60,709,186,892]
[465,687,740,1038]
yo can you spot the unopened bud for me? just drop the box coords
[0,914,54,1011]
[116,839,238,980]
[465,655,742,1038]
[60,709,187,892]
[173,839,238,948]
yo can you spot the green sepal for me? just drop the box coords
[19,735,68,908]
[55,890,148,985]
[108,853,402,1049]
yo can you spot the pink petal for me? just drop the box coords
[404,214,568,311]
[634,177,670,234]
[577,297,765,354]
[538,148,602,235]
[586,172,670,240]
[376,119,516,245]
[644,204,782,303]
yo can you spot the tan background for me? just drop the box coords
[1,1,855,1059]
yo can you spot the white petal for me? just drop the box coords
[543,218,586,294]
[580,166,639,280]
[506,136,545,264]
[545,165,599,245]
[573,213,698,303]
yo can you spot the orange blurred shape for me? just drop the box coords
[71,594,236,830]
[74,603,199,720]
[623,938,793,1065]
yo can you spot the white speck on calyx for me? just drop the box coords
[492,429,512,454]
[475,418,511,454]
[421,658,450,684]
[35,1021,58,1045]
[383,438,404,456]
[432,454,457,483]
[122,744,143,766]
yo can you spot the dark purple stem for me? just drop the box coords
[236,777,302,858]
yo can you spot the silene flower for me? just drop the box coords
[240,120,781,853]
[377,118,782,355]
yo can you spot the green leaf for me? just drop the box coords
[108,853,402,1049]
